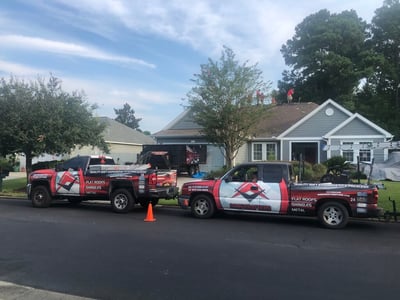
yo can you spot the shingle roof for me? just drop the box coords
[154,103,319,138]
[98,117,155,145]
[255,102,319,138]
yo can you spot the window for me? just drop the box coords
[341,142,354,162]
[359,142,372,162]
[340,141,373,163]
[253,144,263,160]
[252,143,277,161]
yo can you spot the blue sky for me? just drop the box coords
[0,0,383,133]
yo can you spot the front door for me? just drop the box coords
[291,142,318,164]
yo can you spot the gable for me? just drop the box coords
[282,102,350,138]
[332,118,383,136]
[325,113,393,138]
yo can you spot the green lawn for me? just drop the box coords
[1,177,399,213]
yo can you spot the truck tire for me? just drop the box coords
[31,186,52,208]
[191,194,215,219]
[111,188,134,213]
[318,201,349,229]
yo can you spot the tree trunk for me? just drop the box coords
[25,152,33,183]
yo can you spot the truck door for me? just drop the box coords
[258,165,287,214]
[219,165,262,212]
[218,164,287,214]
[54,156,86,196]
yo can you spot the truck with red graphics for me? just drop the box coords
[27,155,178,213]
[178,162,382,229]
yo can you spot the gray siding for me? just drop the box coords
[282,140,291,161]
[328,137,388,163]
[334,118,383,136]
[285,104,349,137]
[201,145,225,173]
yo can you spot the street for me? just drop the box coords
[0,197,400,300]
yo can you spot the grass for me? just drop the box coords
[1,177,399,213]
[0,177,27,197]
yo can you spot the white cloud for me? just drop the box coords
[0,34,156,68]
[0,59,49,76]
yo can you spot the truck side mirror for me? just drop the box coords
[224,176,232,183]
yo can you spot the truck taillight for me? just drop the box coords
[373,188,379,203]
[149,173,157,185]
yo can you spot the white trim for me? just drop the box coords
[106,141,143,146]
[280,136,322,141]
[251,142,277,161]
[278,99,353,138]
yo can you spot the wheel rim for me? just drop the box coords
[322,206,343,225]
[114,194,128,210]
[34,191,44,204]
[194,199,209,216]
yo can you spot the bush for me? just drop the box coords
[324,156,349,169]
[205,166,229,179]
[312,163,327,180]
[292,161,327,182]
[0,157,13,172]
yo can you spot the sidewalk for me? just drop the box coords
[0,280,93,300]
[4,171,26,180]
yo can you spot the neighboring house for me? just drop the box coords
[70,117,155,164]
[154,99,393,172]
[18,117,155,170]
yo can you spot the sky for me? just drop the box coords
[0,0,384,133]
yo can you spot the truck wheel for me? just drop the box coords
[31,186,52,208]
[111,189,134,213]
[191,194,215,219]
[318,201,349,229]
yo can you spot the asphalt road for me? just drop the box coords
[1,197,400,300]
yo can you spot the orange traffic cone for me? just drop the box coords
[144,202,156,222]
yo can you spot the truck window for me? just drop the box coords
[230,166,258,182]
[262,165,284,183]
[89,157,115,165]
[57,156,88,171]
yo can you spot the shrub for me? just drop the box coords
[205,166,229,179]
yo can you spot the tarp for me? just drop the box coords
[362,152,400,181]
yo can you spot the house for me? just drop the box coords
[153,99,393,172]
[69,117,155,164]
[17,117,155,171]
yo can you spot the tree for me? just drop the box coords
[279,9,369,108]
[114,102,142,130]
[356,0,400,138]
[186,46,271,169]
[0,75,108,178]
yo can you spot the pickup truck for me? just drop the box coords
[178,162,381,229]
[27,155,178,213]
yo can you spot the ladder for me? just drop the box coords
[323,141,400,151]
